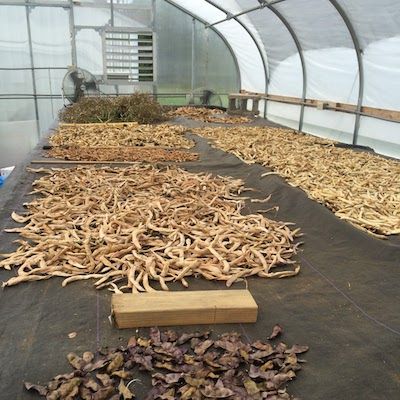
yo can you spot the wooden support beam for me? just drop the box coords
[31,160,140,165]
[111,290,258,329]
[233,91,400,123]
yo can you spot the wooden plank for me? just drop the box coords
[111,290,258,329]
[59,122,139,127]
[233,91,400,122]
[31,160,141,165]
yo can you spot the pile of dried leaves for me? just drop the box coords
[1,165,301,291]
[25,325,308,399]
[59,94,166,124]
[193,126,400,237]
[166,107,251,124]
[50,123,193,149]
[47,146,198,163]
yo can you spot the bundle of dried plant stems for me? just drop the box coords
[1,165,301,291]
[192,126,400,237]
[166,107,251,124]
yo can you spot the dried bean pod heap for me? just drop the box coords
[1,165,301,291]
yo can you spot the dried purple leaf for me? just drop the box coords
[176,331,210,345]
[128,336,137,348]
[112,370,131,379]
[200,384,234,398]
[96,373,113,387]
[243,379,260,395]
[150,327,161,346]
[249,349,275,360]
[24,382,48,396]
[286,344,309,354]
[179,385,198,400]
[118,379,134,399]
[107,352,124,373]
[133,354,153,371]
[194,339,213,356]
[252,340,273,352]
[268,324,283,340]
[66,353,85,370]
[92,385,116,400]
[83,378,100,391]
[47,377,81,400]
[83,356,110,372]
[161,330,178,342]
[82,351,94,364]
[80,386,93,400]
[275,342,287,354]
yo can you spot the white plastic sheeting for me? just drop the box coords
[172,0,400,158]
[0,0,399,159]
[169,0,266,93]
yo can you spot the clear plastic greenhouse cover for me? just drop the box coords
[172,0,400,158]
[0,0,399,159]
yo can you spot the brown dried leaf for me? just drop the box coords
[200,384,234,398]
[84,356,109,372]
[47,378,81,400]
[268,324,283,340]
[150,327,161,346]
[112,370,131,379]
[83,378,100,392]
[82,351,94,363]
[128,336,137,348]
[180,385,197,400]
[92,385,116,400]
[176,331,210,345]
[107,352,124,373]
[24,382,47,396]
[243,378,260,395]
[118,379,134,399]
[67,353,85,370]
[80,386,92,400]
[96,373,113,387]
[252,340,273,352]
[286,344,309,354]
[194,339,213,356]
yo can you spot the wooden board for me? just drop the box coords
[233,91,400,123]
[111,290,258,329]
[31,160,140,165]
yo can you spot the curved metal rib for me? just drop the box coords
[204,0,270,117]
[163,0,242,92]
[328,0,364,144]
[265,3,307,131]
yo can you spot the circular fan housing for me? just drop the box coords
[62,67,99,103]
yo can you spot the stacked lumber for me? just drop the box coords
[1,165,301,291]
[192,126,400,237]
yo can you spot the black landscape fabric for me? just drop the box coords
[0,119,399,400]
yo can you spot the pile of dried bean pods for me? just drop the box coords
[50,123,193,149]
[47,146,198,163]
[1,165,301,291]
[193,126,400,237]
